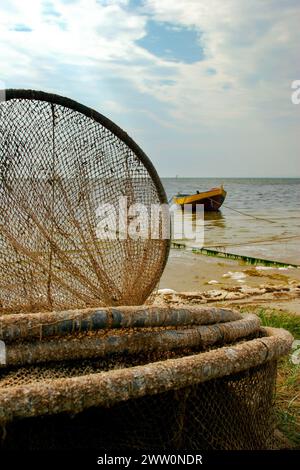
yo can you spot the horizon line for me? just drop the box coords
[160,176,300,179]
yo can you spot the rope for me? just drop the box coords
[207,197,281,225]
[221,203,278,224]
[170,194,283,225]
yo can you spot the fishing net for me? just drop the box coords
[0,306,293,450]
[0,90,294,451]
[2,363,277,451]
[0,89,169,313]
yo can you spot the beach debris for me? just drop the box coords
[157,288,177,294]
[222,271,247,281]
[243,268,290,283]
[153,282,300,307]
[256,266,292,271]
[256,266,275,270]
[207,280,219,285]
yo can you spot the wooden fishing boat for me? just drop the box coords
[173,185,226,211]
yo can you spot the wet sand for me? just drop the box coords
[157,249,300,314]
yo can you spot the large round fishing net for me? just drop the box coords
[0,89,169,313]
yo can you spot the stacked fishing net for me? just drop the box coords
[0,305,293,450]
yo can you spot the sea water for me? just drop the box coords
[162,178,300,265]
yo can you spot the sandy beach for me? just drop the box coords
[157,248,300,314]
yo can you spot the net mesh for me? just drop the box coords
[1,359,277,450]
[0,91,290,451]
[0,323,285,451]
[0,90,169,313]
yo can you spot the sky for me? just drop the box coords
[0,0,299,177]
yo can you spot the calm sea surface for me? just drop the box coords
[162,178,300,265]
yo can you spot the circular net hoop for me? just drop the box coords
[0,306,294,450]
[0,89,170,313]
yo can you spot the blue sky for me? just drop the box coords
[137,20,203,63]
[0,0,299,177]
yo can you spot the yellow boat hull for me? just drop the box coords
[173,186,227,211]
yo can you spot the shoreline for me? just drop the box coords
[157,249,300,314]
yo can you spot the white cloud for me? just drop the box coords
[2,0,297,124]
[0,0,299,176]
[139,0,300,127]
[0,1,150,67]
[102,99,125,114]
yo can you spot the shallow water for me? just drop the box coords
[162,178,300,265]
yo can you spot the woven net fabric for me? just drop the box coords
[0,90,169,313]
[0,309,290,450]
[1,356,278,451]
